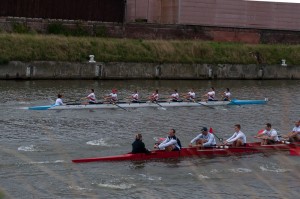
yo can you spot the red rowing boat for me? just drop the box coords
[72,142,298,163]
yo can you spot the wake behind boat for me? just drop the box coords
[72,141,296,163]
[28,98,268,110]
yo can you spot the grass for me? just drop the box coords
[0,33,300,65]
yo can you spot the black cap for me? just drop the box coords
[201,127,208,132]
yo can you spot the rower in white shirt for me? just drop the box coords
[105,89,118,103]
[255,123,280,145]
[154,129,181,151]
[149,89,159,102]
[203,87,216,101]
[83,89,96,104]
[130,90,139,103]
[183,89,196,101]
[189,127,216,148]
[222,88,231,101]
[223,124,246,147]
[55,94,64,106]
[282,120,300,142]
[170,89,180,102]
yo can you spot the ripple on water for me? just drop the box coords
[94,182,135,190]
[18,145,40,152]
[228,168,252,173]
[259,165,289,173]
[86,139,120,147]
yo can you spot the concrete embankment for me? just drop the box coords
[0,61,299,80]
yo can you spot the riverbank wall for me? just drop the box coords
[1,61,299,80]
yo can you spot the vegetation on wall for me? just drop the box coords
[0,33,299,65]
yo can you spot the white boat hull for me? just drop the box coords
[28,99,267,110]
[50,101,229,110]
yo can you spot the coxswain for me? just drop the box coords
[189,127,216,148]
[105,89,118,103]
[183,89,196,101]
[83,89,96,104]
[203,87,216,101]
[170,89,180,102]
[254,123,280,145]
[132,133,150,154]
[149,89,159,102]
[154,129,181,151]
[130,90,139,103]
[55,94,64,106]
[222,88,231,101]
[223,124,246,147]
[282,120,300,142]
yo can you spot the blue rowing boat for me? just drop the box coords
[27,98,268,110]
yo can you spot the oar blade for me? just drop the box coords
[290,147,300,156]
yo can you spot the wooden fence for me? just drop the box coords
[0,0,125,22]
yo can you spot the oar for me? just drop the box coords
[209,128,224,142]
[193,100,215,109]
[112,102,129,111]
[153,101,166,110]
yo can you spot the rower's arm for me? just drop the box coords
[190,135,201,144]
[158,139,176,149]
[226,133,237,143]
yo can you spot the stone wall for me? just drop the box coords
[1,61,299,80]
[1,17,300,44]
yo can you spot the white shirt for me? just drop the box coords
[109,93,118,101]
[171,93,179,100]
[226,131,246,143]
[55,98,63,106]
[158,136,180,150]
[224,91,231,98]
[188,91,195,99]
[87,92,96,102]
[262,129,279,141]
[190,133,216,147]
[132,93,139,101]
[207,91,215,100]
[292,126,300,134]
[151,93,159,101]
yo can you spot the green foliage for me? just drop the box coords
[47,22,67,35]
[0,33,300,65]
[12,22,30,33]
[47,22,89,37]
[94,25,107,37]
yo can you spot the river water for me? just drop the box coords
[0,80,299,199]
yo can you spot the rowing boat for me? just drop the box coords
[72,141,296,163]
[28,99,268,110]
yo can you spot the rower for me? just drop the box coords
[183,89,196,101]
[254,123,280,145]
[154,129,181,151]
[55,94,64,106]
[83,88,96,104]
[222,88,231,101]
[170,89,180,102]
[223,124,246,147]
[203,87,216,101]
[130,90,139,103]
[189,127,216,148]
[132,133,150,154]
[282,120,300,142]
[104,89,118,103]
[149,89,159,102]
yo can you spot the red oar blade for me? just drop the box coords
[290,147,300,156]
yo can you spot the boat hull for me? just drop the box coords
[28,99,267,110]
[72,142,295,163]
